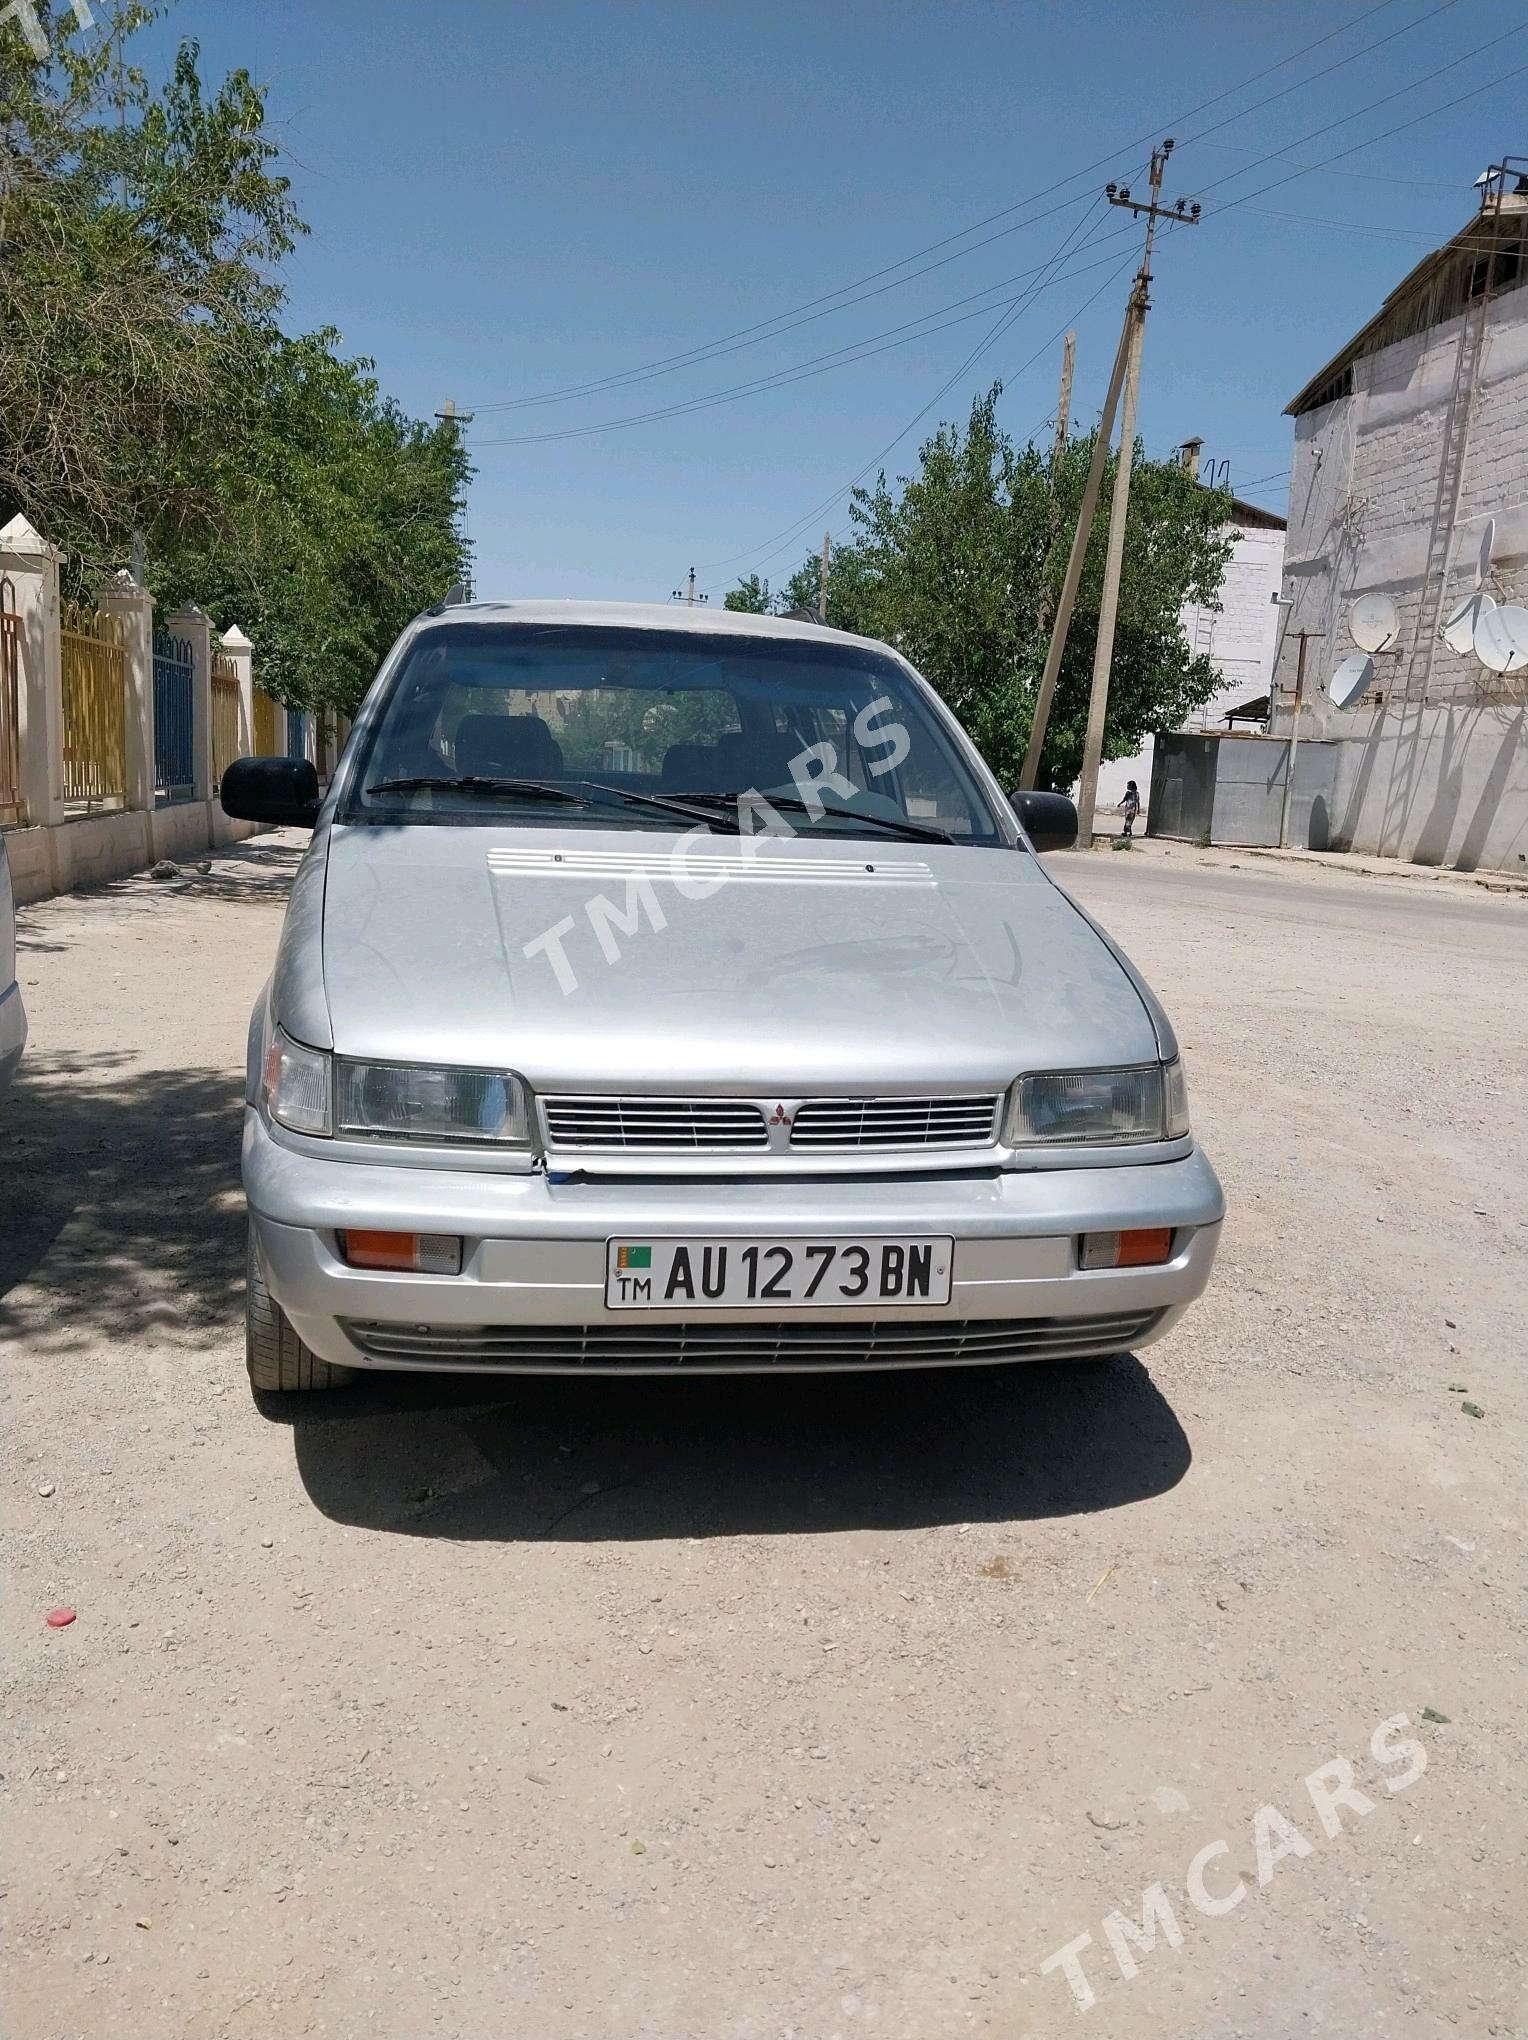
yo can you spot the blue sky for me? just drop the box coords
[138,0,1522,602]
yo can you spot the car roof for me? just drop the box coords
[415,598,893,657]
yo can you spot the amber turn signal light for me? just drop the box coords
[339,1230,463,1274]
[1078,1227,1175,1271]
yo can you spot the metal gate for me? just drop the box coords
[1147,734,1216,843]
[60,602,128,808]
[211,651,240,789]
[0,575,22,825]
[285,709,307,761]
[153,628,195,801]
[253,686,279,756]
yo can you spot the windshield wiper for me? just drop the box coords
[364,775,587,802]
[361,775,739,833]
[570,781,741,833]
[667,790,952,844]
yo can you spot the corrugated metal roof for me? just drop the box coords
[1285,196,1528,418]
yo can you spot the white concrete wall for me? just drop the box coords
[1268,275,1528,867]
[1097,514,1287,818]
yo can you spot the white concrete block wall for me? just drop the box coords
[1097,514,1287,818]
[1269,273,1528,868]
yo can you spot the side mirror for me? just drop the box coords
[1009,789,1078,852]
[221,755,321,829]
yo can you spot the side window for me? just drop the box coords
[897,751,982,833]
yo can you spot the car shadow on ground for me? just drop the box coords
[0,1053,247,1353]
[277,1353,1191,1539]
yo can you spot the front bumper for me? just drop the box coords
[243,1108,1223,1373]
[0,978,27,1100]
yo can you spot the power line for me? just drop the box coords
[1172,0,1465,153]
[472,208,1138,449]
[1190,16,1528,218]
[705,203,1119,575]
[733,245,1140,579]
[692,12,1516,577]
[464,0,1414,416]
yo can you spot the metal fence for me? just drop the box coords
[60,602,127,808]
[152,628,196,801]
[253,686,280,756]
[211,652,240,789]
[1,575,22,825]
[285,709,307,761]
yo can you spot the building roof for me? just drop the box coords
[1227,496,1286,532]
[1286,190,1528,418]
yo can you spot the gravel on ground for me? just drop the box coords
[3,832,1524,2039]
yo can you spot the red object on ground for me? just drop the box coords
[45,1608,77,1628]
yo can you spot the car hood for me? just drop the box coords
[315,822,1158,1089]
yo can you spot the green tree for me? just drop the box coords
[723,573,771,613]
[776,387,1233,787]
[0,4,468,712]
[159,331,469,714]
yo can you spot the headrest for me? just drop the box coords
[660,742,729,792]
[454,712,564,781]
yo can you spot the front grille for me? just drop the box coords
[789,1095,1000,1149]
[542,1097,768,1151]
[342,1311,1161,1373]
[540,1093,1001,1153]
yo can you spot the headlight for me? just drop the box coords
[335,1058,530,1146]
[263,1027,332,1136]
[1004,1060,1189,1147]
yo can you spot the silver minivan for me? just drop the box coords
[223,601,1222,1392]
[0,834,26,1101]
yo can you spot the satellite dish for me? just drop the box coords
[1442,589,1494,655]
[1329,652,1374,709]
[1349,593,1400,653]
[1474,603,1528,675]
[1476,517,1496,588]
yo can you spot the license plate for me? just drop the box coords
[605,1235,953,1310]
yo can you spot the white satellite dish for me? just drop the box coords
[1474,603,1528,675]
[1329,652,1374,709]
[1442,589,1494,656]
[1349,593,1400,653]
[1477,517,1496,589]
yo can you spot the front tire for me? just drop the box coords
[245,1228,356,1392]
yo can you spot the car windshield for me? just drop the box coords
[344,621,1006,845]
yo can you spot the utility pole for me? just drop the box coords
[1018,318,1131,790]
[1277,630,1311,850]
[1027,332,1082,686]
[818,531,831,625]
[435,399,475,598]
[671,567,708,607]
[1073,141,1200,842]
[1051,330,1076,476]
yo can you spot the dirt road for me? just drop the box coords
[3,836,1525,2039]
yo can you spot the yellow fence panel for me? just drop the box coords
[1,575,23,824]
[252,686,279,756]
[60,603,127,808]
[211,654,241,788]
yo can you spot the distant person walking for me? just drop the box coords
[1121,779,1141,837]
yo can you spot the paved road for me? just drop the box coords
[3,835,1524,2039]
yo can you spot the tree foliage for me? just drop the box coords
[0,3,468,712]
[729,387,1234,786]
[722,573,771,614]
